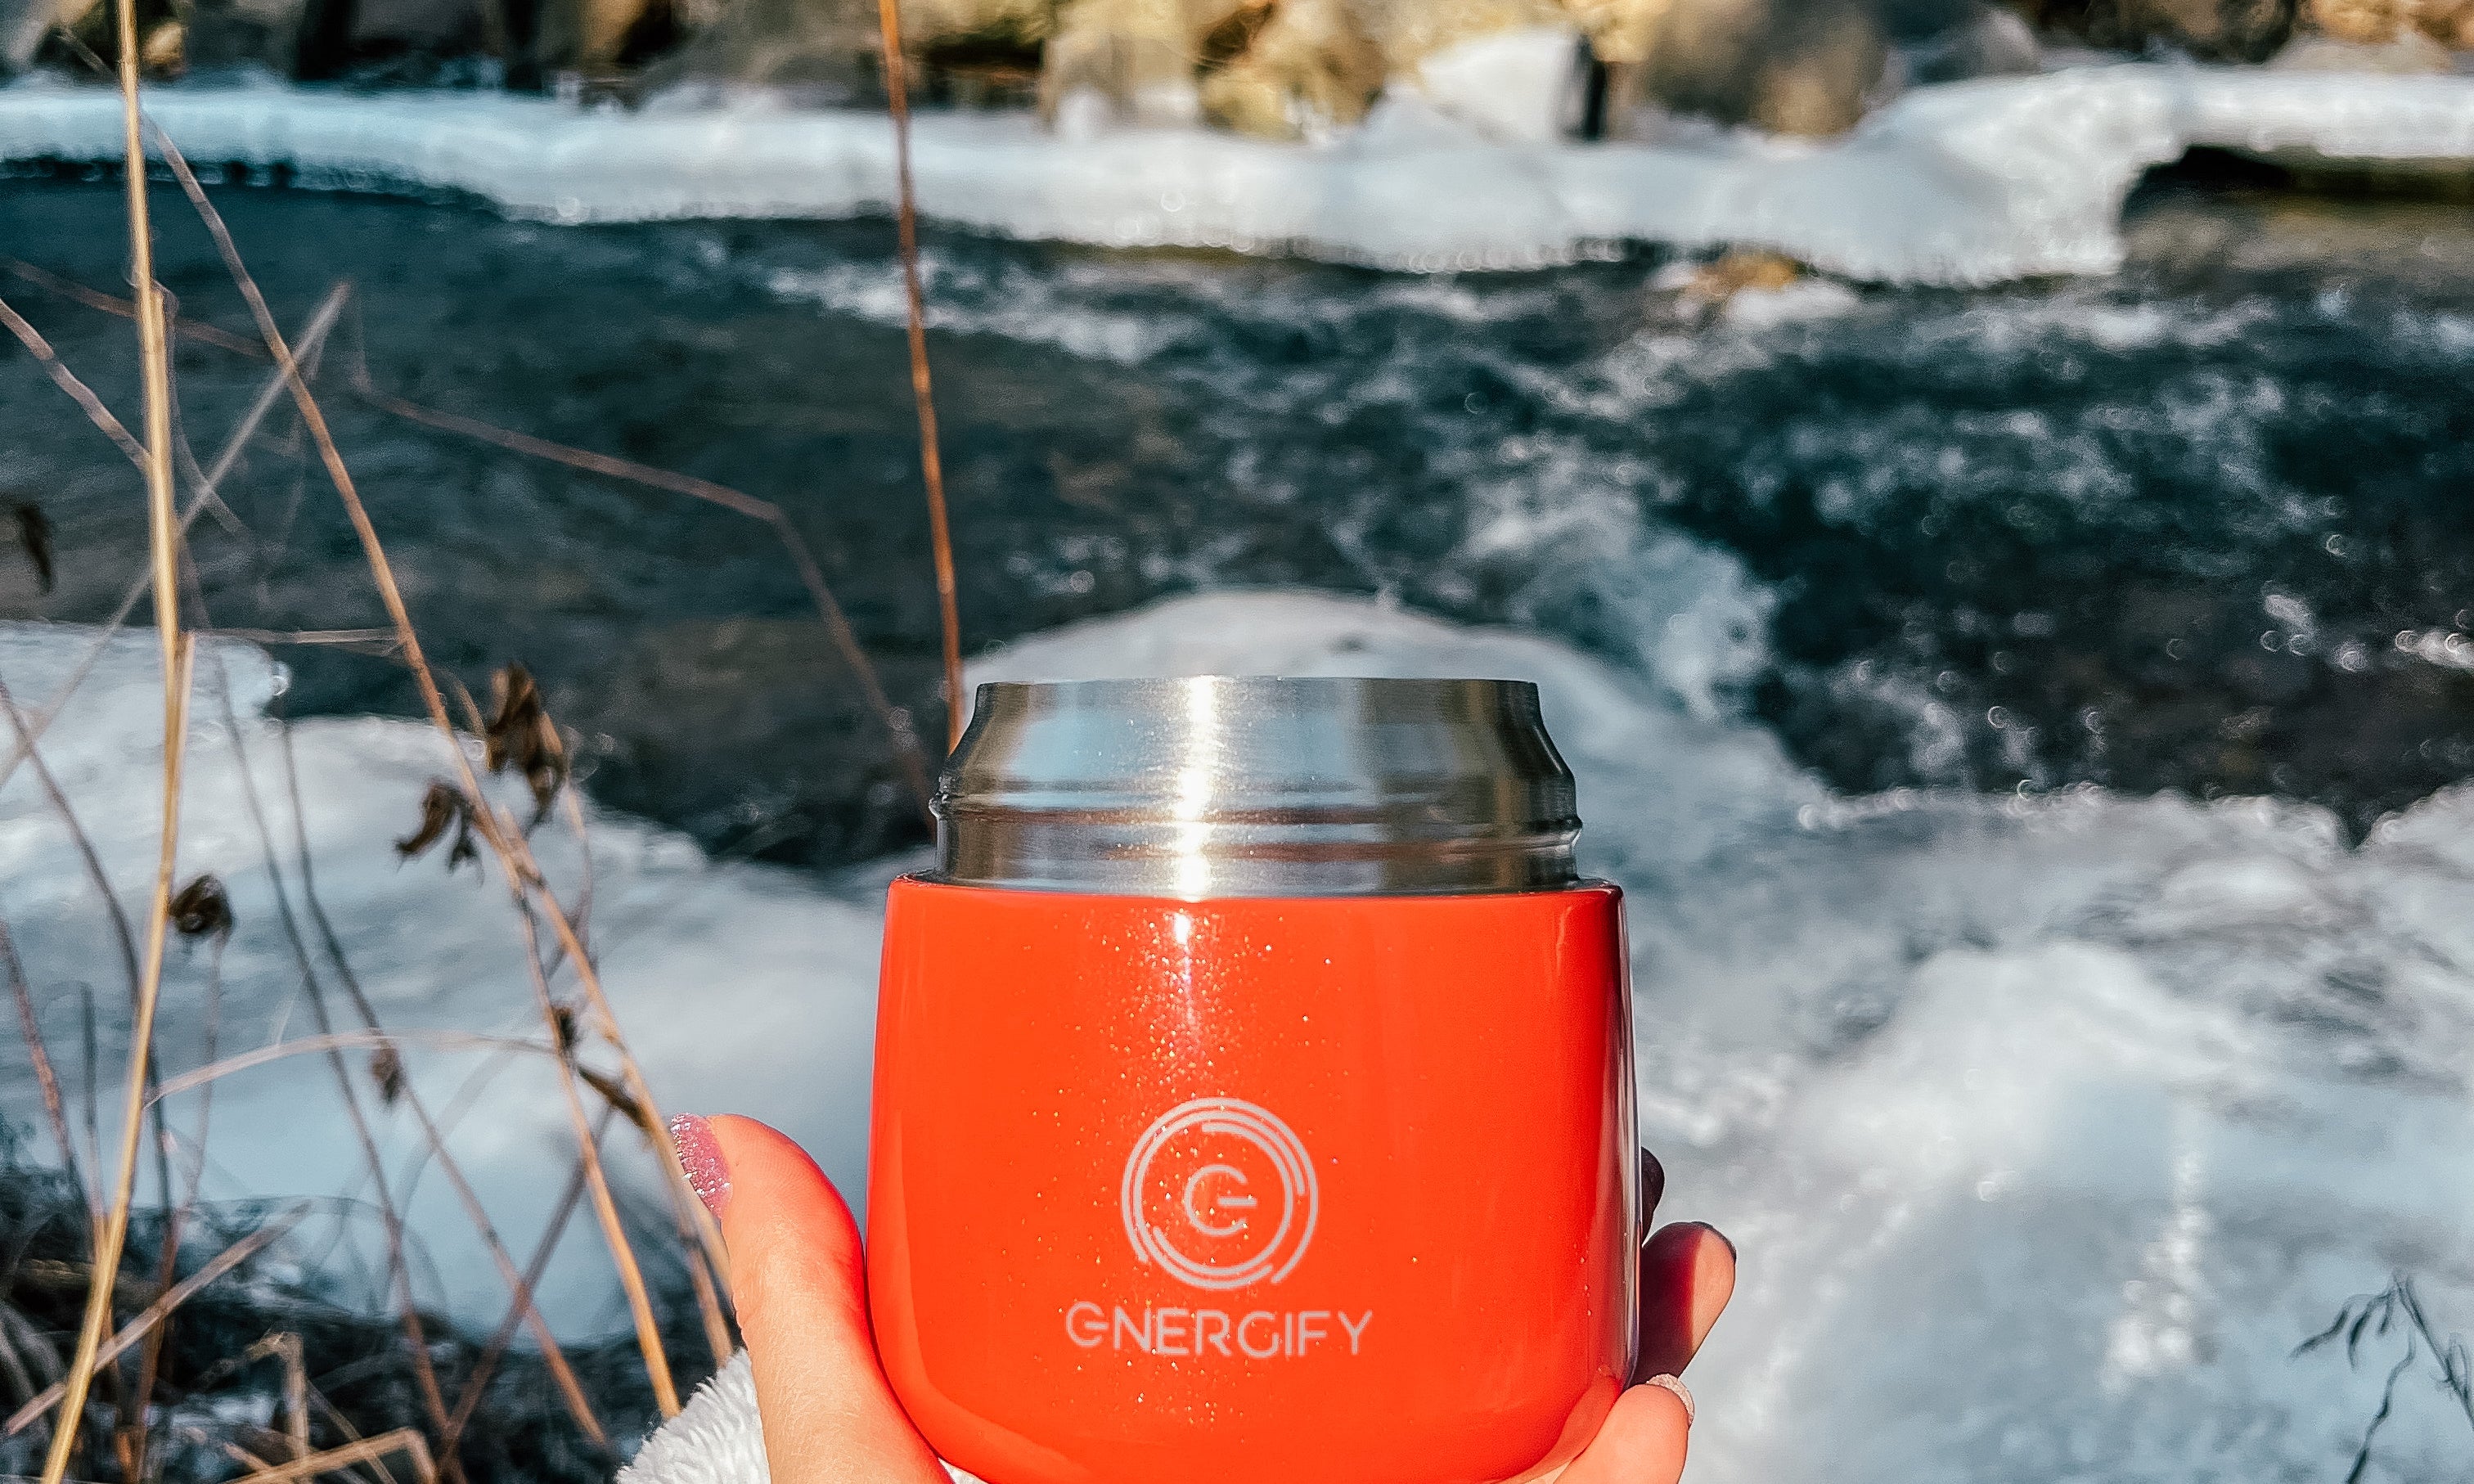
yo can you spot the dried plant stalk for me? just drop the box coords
[875,0,966,749]
[148,133,687,1419]
[353,379,932,815]
[8,255,931,817]
[196,640,606,1447]
[0,293,150,468]
[441,1111,603,1455]
[35,22,187,1468]
[6,1206,306,1437]
[33,636,193,1480]
[234,1426,438,1484]
[0,282,348,803]
[1,915,92,1220]
[145,1031,549,1104]
[513,902,679,1414]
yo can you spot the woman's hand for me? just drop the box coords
[671,1114,1736,1484]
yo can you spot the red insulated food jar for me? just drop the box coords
[869,677,1636,1484]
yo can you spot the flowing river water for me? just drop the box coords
[6,163,2474,863]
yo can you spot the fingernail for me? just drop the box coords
[1644,1373,1695,1426]
[670,1113,731,1217]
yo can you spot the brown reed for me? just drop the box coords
[875,0,967,749]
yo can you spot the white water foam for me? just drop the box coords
[4,65,2473,281]
[5,593,2473,1480]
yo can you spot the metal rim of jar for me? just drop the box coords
[928,675,1581,898]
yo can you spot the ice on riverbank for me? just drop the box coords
[5,592,2473,1480]
[4,65,2474,281]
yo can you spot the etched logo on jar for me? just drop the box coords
[1119,1097,1318,1290]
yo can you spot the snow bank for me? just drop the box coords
[0,624,888,1333]
[5,65,2473,281]
[7,592,2474,1480]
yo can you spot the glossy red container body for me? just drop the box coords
[867,877,1637,1484]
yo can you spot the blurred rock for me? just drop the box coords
[1598,0,1888,137]
[2416,0,2472,45]
[2008,0,2295,62]
[349,0,489,66]
[177,0,314,73]
[1042,0,1595,140]
[1746,4,1884,132]
[1897,1,2039,82]
[649,0,875,92]
[652,0,1044,100]
[1562,0,1674,62]
[2280,0,2473,44]
[25,0,188,73]
[1032,0,1899,143]
[1398,22,1587,142]
[1679,245,1802,300]
[4,0,89,69]
[1196,0,1383,137]
[1345,0,1570,73]
[1040,0,1222,125]
[2300,0,2402,39]
[2270,24,2452,60]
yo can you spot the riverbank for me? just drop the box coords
[6,65,2474,278]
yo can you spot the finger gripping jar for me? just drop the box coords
[869,677,1637,1484]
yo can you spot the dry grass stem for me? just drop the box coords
[237,1426,438,1484]
[348,376,930,814]
[6,257,263,357]
[2,913,94,1221]
[0,282,347,803]
[209,627,402,650]
[514,902,679,1414]
[124,920,226,1477]
[116,22,179,695]
[4,1203,308,1437]
[873,0,966,749]
[0,675,144,999]
[8,251,932,816]
[0,1311,40,1410]
[29,634,190,1482]
[250,699,606,1447]
[142,128,682,1416]
[243,1333,313,1462]
[196,644,607,1450]
[35,50,187,1460]
[389,1077,610,1447]
[144,1030,556,1104]
[440,1112,605,1456]
[682,1241,731,1367]
[0,292,151,468]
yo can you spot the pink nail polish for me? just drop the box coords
[670,1113,731,1216]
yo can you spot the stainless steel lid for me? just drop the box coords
[930,676,1580,897]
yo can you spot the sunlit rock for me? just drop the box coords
[1195,0,1383,138]
[2271,25,2455,63]
[1594,0,1891,137]
[1396,23,1587,142]
[2417,0,2472,47]
[1038,0,1223,125]
[2010,0,2296,61]
[2286,0,2472,47]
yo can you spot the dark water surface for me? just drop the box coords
[5,169,2472,864]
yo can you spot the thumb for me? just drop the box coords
[672,1113,947,1484]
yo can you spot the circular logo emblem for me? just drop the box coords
[1119,1098,1318,1291]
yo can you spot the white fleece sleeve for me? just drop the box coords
[617,1351,770,1484]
